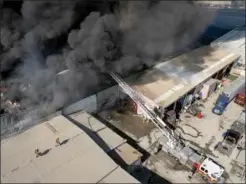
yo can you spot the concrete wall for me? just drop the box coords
[63,95,97,115]
[62,85,128,115]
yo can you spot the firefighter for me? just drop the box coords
[35,148,41,158]
[159,106,165,119]
[56,137,61,147]
[142,115,148,124]
[188,163,198,179]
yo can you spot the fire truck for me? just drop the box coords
[162,144,226,183]
[197,157,225,183]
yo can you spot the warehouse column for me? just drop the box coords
[118,85,120,98]
[173,101,177,111]
[181,93,188,113]
[215,72,219,80]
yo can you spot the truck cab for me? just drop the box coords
[234,93,245,106]
[212,94,228,115]
[198,158,225,183]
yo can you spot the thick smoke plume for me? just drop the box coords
[0,0,215,125]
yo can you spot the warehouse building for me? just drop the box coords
[1,114,141,183]
[124,45,240,116]
[60,45,240,121]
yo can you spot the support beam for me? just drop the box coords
[173,101,177,111]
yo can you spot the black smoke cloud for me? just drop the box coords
[0,0,215,119]
[21,1,78,40]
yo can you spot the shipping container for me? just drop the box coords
[200,78,218,100]
[223,76,245,102]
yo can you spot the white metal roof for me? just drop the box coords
[114,143,143,165]
[1,115,140,183]
[69,111,126,152]
[70,111,106,132]
[211,27,245,64]
[69,111,142,164]
[125,46,239,108]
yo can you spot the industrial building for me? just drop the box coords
[124,45,240,116]
[1,114,141,183]
[1,41,243,184]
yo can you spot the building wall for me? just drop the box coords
[127,158,142,173]
[63,95,97,115]
[62,85,128,115]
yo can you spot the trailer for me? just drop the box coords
[212,76,245,115]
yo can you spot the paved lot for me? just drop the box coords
[176,86,245,183]
[98,80,245,183]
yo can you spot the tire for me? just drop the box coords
[174,157,179,161]
[202,175,208,181]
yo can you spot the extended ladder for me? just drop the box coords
[108,71,181,148]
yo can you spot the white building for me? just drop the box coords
[1,114,141,183]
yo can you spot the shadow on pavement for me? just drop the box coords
[132,166,171,184]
